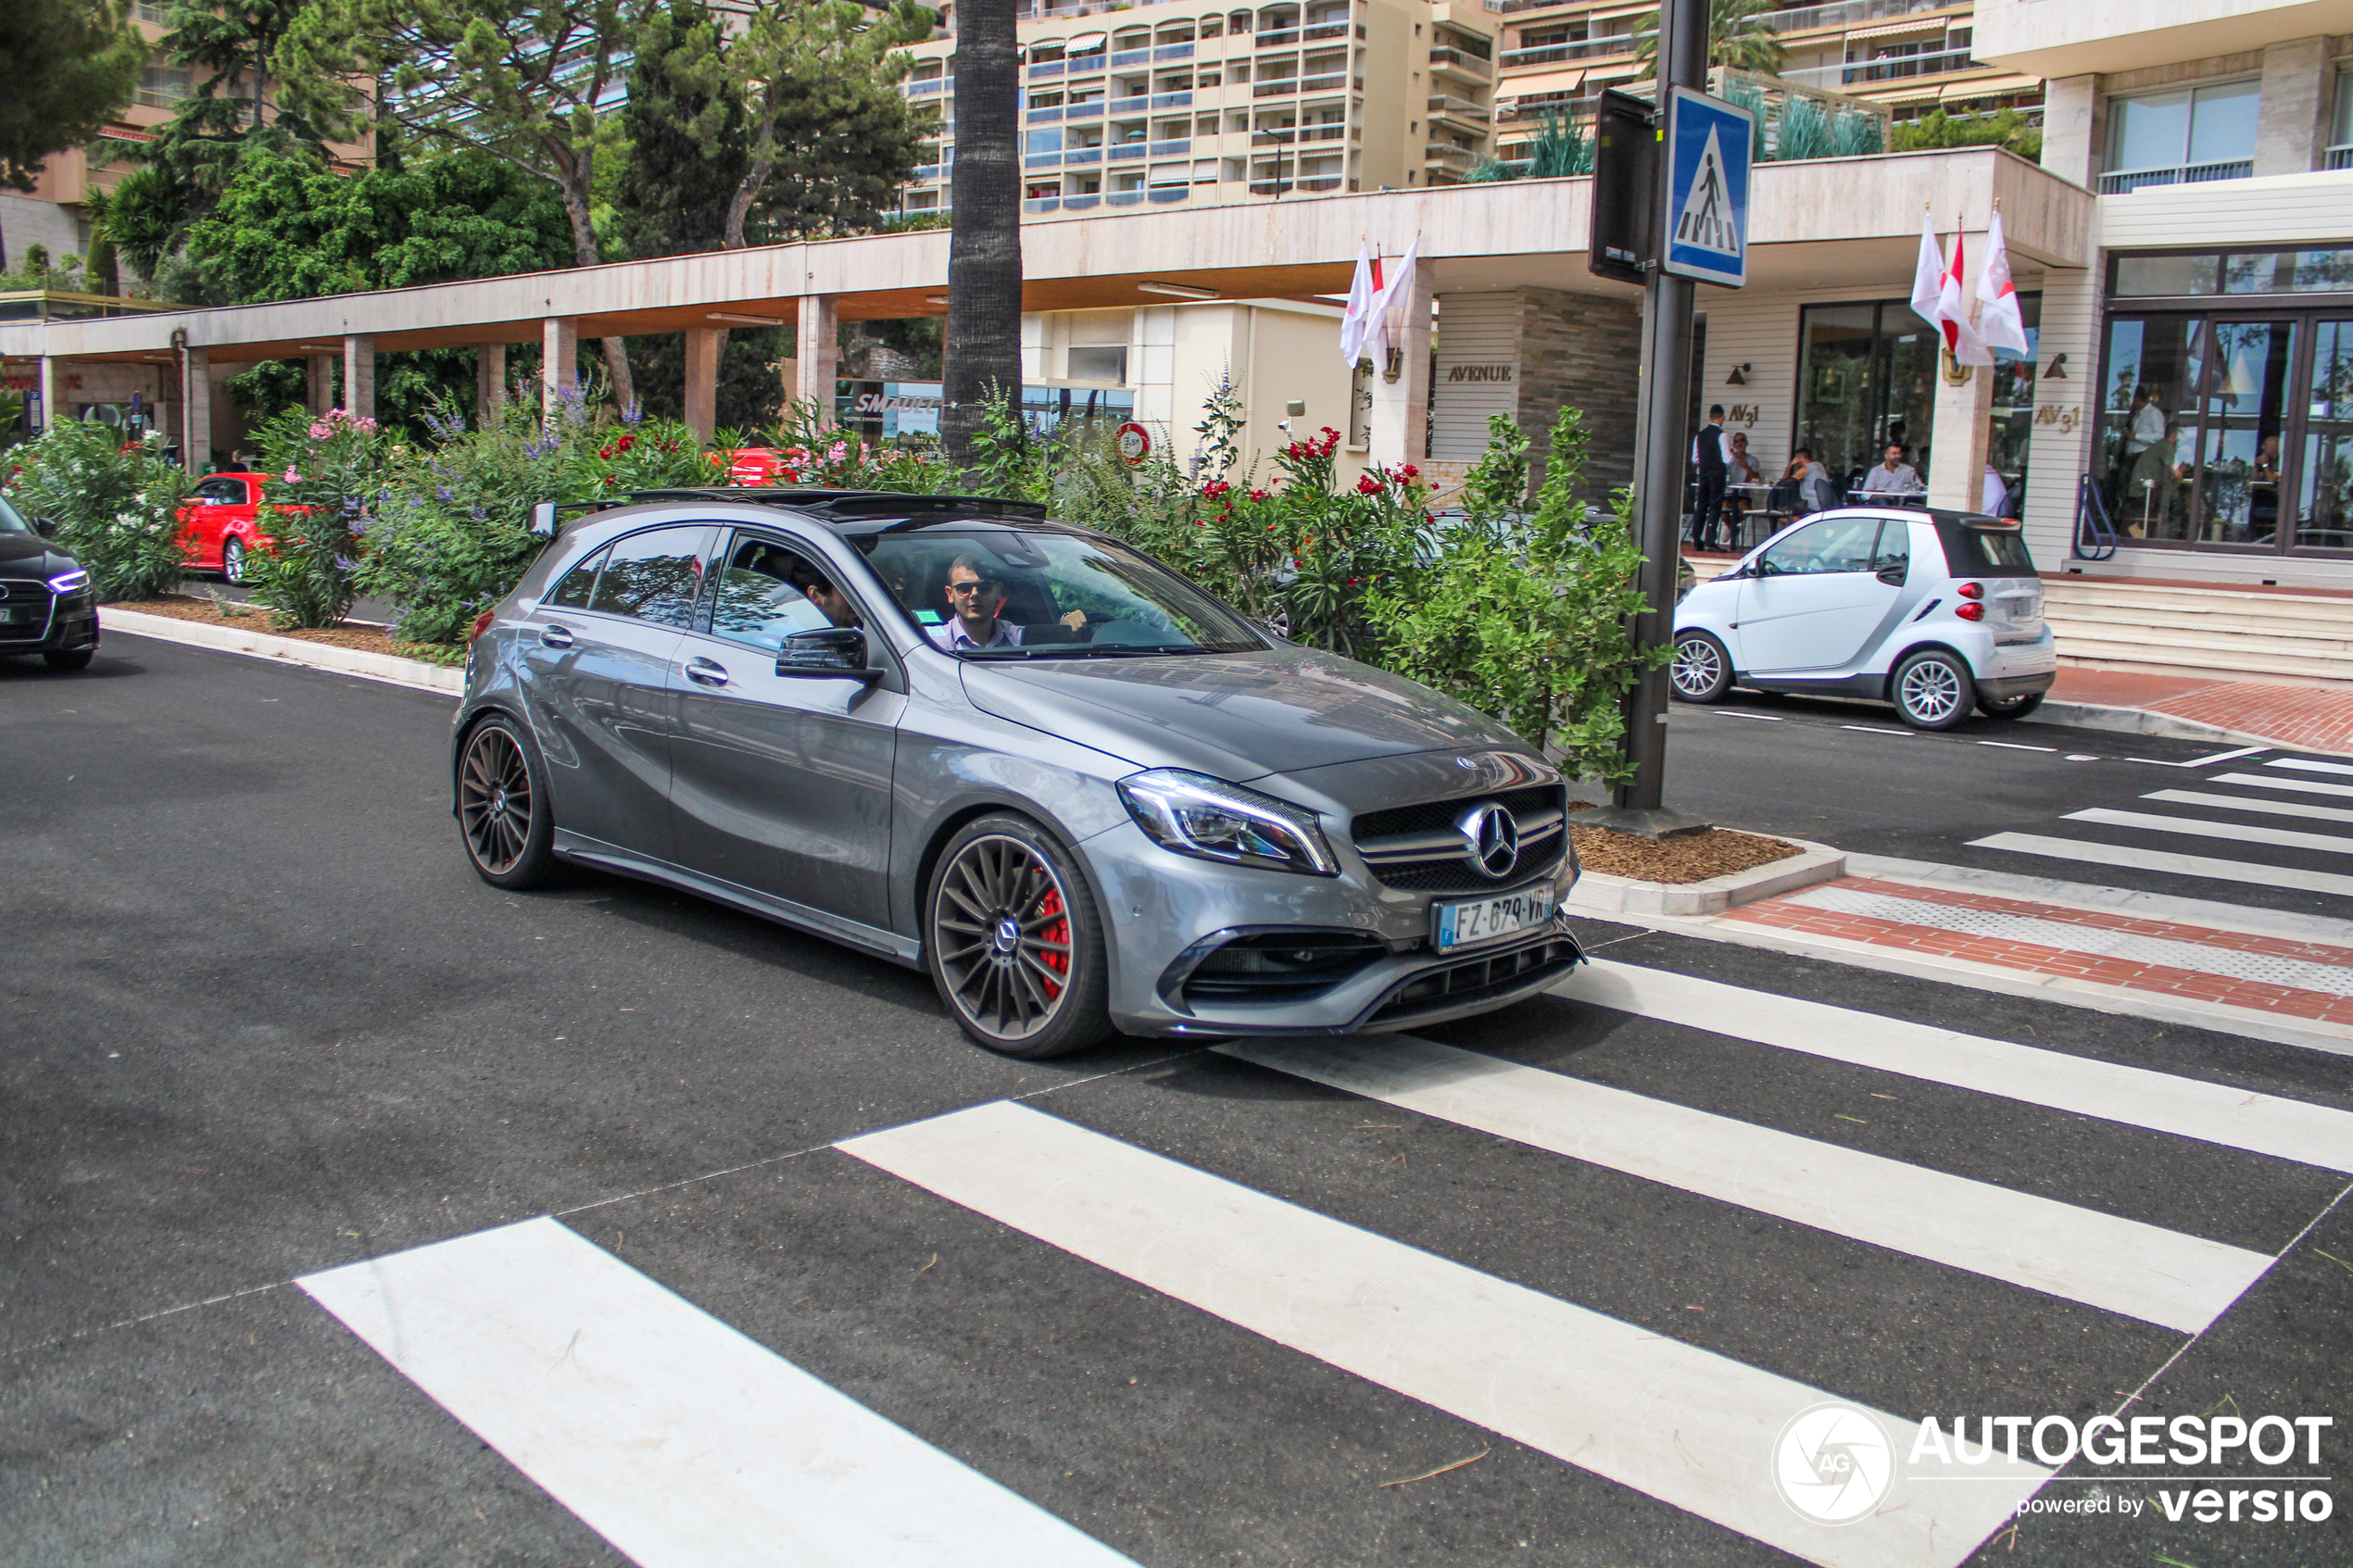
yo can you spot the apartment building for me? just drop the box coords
[891,0,1503,219]
[0,2,371,277]
[1486,0,2041,165]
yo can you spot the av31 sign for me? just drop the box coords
[1663,85,1753,289]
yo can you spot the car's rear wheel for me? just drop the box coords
[925,813,1113,1059]
[1669,631,1733,703]
[221,536,246,584]
[458,714,557,889]
[43,649,94,671]
[1977,691,2045,721]
[1892,649,1975,730]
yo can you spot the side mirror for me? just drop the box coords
[31,516,57,539]
[528,501,558,540]
[776,625,879,681]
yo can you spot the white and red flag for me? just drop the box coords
[1974,208,2032,357]
[1340,240,1380,367]
[1910,211,1991,366]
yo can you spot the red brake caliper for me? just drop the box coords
[1035,887,1069,999]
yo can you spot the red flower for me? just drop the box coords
[1249,488,1269,502]
[1355,474,1383,495]
[1399,464,1419,479]
[1202,480,1231,499]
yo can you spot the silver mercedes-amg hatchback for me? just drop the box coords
[451,489,1582,1057]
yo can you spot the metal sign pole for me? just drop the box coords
[1605,0,1711,834]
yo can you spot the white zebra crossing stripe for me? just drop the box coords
[2065,807,2353,856]
[839,1101,2047,1568]
[2271,758,2353,776]
[1966,832,2353,899]
[2144,788,2353,827]
[1217,1035,2271,1332]
[2209,771,2353,799]
[299,1218,1138,1568]
[1558,959,2353,1173]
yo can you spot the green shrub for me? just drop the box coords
[1,420,191,600]
[243,406,405,629]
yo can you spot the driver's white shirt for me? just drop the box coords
[931,618,1025,651]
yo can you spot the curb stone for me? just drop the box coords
[101,608,464,696]
[1567,836,1844,918]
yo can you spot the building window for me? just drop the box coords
[2102,80,2260,194]
[1067,345,1127,383]
[2331,69,2353,169]
[136,67,192,107]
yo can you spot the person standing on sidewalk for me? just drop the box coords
[1689,406,1730,551]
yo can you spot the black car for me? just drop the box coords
[0,492,100,670]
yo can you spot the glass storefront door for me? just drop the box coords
[2096,311,2349,555]
[1796,300,1939,495]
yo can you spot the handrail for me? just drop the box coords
[2075,474,2119,561]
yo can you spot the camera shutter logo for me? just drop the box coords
[1772,1403,1894,1525]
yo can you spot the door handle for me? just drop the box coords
[684,656,729,687]
[539,624,574,649]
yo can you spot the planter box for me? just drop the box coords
[1566,837,1844,917]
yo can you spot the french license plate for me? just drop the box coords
[1433,887,1555,954]
[0,606,28,623]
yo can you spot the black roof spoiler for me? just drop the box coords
[628,488,1050,522]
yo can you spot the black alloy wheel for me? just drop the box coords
[1891,649,1975,731]
[925,813,1112,1058]
[1669,631,1733,703]
[221,536,247,584]
[458,714,557,888]
[1977,691,2045,721]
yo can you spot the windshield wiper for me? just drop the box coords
[962,643,1217,659]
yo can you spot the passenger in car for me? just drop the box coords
[792,563,863,629]
[932,554,1025,650]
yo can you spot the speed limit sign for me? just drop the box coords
[1115,421,1151,465]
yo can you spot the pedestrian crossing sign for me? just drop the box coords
[1663,86,1754,289]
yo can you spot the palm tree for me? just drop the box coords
[1632,0,1788,78]
[941,0,1023,470]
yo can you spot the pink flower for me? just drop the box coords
[308,421,332,440]
[283,468,303,483]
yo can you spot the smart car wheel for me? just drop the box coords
[1977,691,2045,721]
[221,536,247,584]
[926,813,1113,1059]
[457,713,557,889]
[1669,631,1732,703]
[1892,650,1974,731]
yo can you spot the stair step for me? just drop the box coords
[2059,654,2353,689]
[2046,622,2353,661]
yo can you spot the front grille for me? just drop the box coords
[1369,935,1581,1025]
[1175,930,1387,1006]
[1352,783,1567,893]
[0,582,53,642]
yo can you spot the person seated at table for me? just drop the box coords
[1861,443,1921,495]
[1719,433,1766,543]
[1782,447,1835,518]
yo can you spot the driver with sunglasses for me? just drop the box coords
[931,553,1024,651]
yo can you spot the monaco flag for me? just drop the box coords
[1975,209,2032,356]
[1340,241,1382,367]
[1911,212,1992,366]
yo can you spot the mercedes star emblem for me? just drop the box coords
[1457,802,1521,881]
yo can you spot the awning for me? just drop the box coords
[1844,17,1953,42]
[1940,73,2042,101]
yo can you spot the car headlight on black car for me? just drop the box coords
[1117,769,1338,876]
[46,570,90,596]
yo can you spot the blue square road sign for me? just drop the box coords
[1662,85,1754,289]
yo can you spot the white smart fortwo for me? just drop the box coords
[1669,507,2057,731]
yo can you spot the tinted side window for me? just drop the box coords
[1871,520,1910,577]
[198,479,245,504]
[547,545,607,608]
[590,526,709,628]
[1759,514,1879,575]
[709,534,837,651]
[1937,522,2039,576]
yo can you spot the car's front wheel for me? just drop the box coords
[925,812,1113,1059]
[1977,691,2045,721]
[1892,649,1975,730]
[457,713,558,889]
[221,536,247,584]
[1669,630,1733,703]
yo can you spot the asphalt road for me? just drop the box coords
[3,633,2347,1568]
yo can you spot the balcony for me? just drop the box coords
[1025,153,1063,169]
[1065,146,1103,164]
[906,77,948,95]
[1153,43,1194,60]
[1747,0,1948,33]
[1247,180,1295,194]
[1500,33,1635,69]
[1298,73,1349,92]
[1111,48,1151,67]
[1298,175,1344,192]
[1425,142,1480,169]
[1428,46,1493,79]
[1428,94,1490,123]
[1779,46,1981,92]
[1254,79,1299,97]
[2098,158,2255,194]
[1026,61,1065,79]
[2329,144,2353,171]
[1974,0,2344,78]
[1151,91,1194,108]
[1150,138,1192,155]
[1256,28,1299,47]
[1109,142,1149,161]
[1027,107,1063,122]
[1301,123,1347,142]
[1109,94,1149,115]
[1065,101,1103,119]
[1108,189,1149,206]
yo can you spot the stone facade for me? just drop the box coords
[1516,285,1642,503]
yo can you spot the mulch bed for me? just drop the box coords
[1566,800,1805,884]
[105,595,459,665]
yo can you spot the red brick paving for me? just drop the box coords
[1820,876,2353,968]
[2045,667,2353,757]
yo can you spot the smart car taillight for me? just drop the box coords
[1956,581,1983,599]
[1955,602,1985,621]
[469,609,497,644]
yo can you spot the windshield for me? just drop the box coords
[858,530,1265,658]
[0,493,31,535]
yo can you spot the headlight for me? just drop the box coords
[1117,769,1338,876]
[46,570,89,595]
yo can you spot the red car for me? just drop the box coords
[176,472,277,583]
